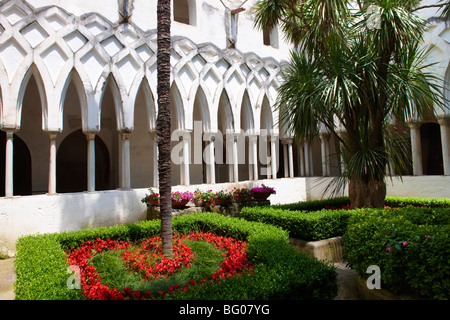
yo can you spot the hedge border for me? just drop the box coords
[343,207,450,299]
[14,212,337,300]
[240,196,450,241]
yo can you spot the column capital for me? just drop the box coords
[407,121,422,129]
[280,138,293,144]
[437,116,449,126]
[47,131,59,140]
[319,131,331,140]
[2,128,17,138]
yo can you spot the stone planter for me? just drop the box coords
[172,198,189,209]
[214,197,231,206]
[233,196,248,203]
[193,198,206,207]
[251,191,272,201]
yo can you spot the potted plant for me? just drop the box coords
[193,189,215,208]
[214,190,233,206]
[250,184,276,201]
[171,191,193,209]
[141,188,160,207]
[232,187,251,203]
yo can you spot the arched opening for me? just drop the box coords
[260,96,274,179]
[0,131,32,196]
[173,0,196,26]
[239,91,253,181]
[17,73,48,194]
[191,87,210,185]
[263,25,279,48]
[420,122,444,175]
[130,81,156,188]
[170,84,184,186]
[56,129,110,193]
[217,90,233,183]
[98,78,120,190]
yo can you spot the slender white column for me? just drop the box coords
[304,141,310,177]
[121,132,131,189]
[298,142,305,176]
[288,140,294,178]
[282,141,288,178]
[319,132,330,176]
[248,135,258,181]
[233,135,238,182]
[270,135,278,179]
[151,132,159,187]
[86,132,96,192]
[209,136,215,184]
[226,134,234,182]
[183,134,190,185]
[48,132,58,194]
[409,122,423,176]
[438,117,450,175]
[4,130,14,197]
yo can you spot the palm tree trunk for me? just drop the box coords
[157,0,173,257]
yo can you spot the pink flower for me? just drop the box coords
[386,247,391,253]
[403,241,408,247]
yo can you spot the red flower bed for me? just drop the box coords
[66,231,253,300]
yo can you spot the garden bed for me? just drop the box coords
[242,196,450,300]
[14,212,337,300]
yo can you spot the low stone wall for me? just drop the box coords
[289,237,344,263]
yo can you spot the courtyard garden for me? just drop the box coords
[12,184,450,300]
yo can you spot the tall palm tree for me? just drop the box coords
[253,0,447,208]
[157,0,173,257]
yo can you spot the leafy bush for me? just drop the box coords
[240,206,357,241]
[14,212,337,300]
[343,207,450,299]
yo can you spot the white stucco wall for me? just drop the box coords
[1,176,450,255]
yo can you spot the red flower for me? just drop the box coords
[66,231,253,300]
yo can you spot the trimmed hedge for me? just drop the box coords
[240,206,357,241]
[241,196,450,241]
[343,207,450,300]
[273,196,450,212]
[14,212,337,300]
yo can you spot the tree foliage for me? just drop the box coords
[253,0,448,207]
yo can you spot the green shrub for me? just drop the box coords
[14,212,337,300]
[343,207,450,299]
[240,206,358,241]
[273,196,450,212]
[272,197,351,212]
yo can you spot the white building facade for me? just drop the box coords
[0,0,449,254]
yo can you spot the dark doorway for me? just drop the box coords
[420,122,444,175]
[56,129,111,193]
[0,131,32,196]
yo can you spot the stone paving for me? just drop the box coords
[0,258,15,300]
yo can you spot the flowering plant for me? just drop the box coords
[193,189,215,208]
[141,188,160,207]
[215,190,233,200]
[171,191,193,203]
[66,231,253,300]
[232,187,251,201]
[250,184,276,194]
